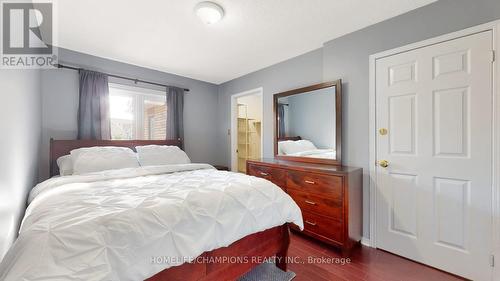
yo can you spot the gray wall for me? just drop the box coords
[218,0,500,238]
[217,48,324,165]
[287,88,335,149]
[39,48,220,180]
[0,70,41,260]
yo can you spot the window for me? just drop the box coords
[109,83,167,140]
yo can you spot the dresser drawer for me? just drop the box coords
[286,171,343,197]
[287,189,343,220]
[247,163,286,188]
[301,211,344,245]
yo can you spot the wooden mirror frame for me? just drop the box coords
[273,80,342,166]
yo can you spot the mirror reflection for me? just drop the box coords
[277,85,336,159]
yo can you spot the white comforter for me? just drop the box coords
[0,164,303,281]
[287,149,336,159]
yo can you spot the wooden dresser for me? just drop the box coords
[247,158,362,253]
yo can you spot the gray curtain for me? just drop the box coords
[278,104,286,138]
[166,86,184,141]
[77,70,111,140]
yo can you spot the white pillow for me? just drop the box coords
[70,146,140,175]
[281,140,317,155]
[135,145,191,166]
[56,155,73,176]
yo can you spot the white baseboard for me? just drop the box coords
[361,237,372,247]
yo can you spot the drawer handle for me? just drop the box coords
[304,180,315,184]
[304,200,317,205]
[305,220,317,226]
[260,172,269,176]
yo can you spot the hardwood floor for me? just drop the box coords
[287,232,466,281]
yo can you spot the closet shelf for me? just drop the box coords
[237,103,261,173]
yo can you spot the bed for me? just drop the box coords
[277,138,336,159]
[0,139,303,281]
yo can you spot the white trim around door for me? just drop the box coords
[369,20,500,280]
[230,87,264,172]
[493,19,500,281]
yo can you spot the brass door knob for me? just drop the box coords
[378,160,389,168]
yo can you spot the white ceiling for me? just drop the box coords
[56,0,436,84]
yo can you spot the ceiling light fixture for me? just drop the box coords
[195,2,224,25]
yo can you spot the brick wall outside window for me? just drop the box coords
[144,103,167,140]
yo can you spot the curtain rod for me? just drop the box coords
[56,64,190,92]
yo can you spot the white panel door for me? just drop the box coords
[375,31,493,280]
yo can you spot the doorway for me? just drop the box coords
[231,88,263,173]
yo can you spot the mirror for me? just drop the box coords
[274,81,341,165]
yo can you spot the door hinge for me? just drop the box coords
[490,254,495,267]
[490,50,496,63]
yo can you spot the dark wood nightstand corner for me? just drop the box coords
[213,165,230,171]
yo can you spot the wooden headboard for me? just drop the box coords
[278,136,301,141]
[50,139,183,177]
